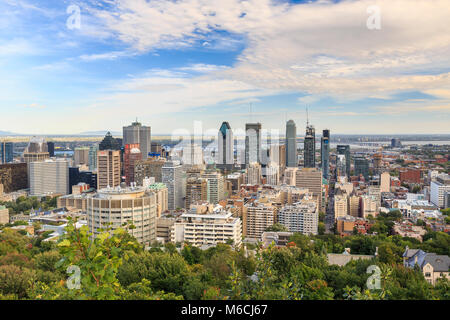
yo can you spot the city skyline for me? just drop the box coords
[1,0,449,135]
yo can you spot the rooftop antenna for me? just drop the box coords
[306,106,309,127]
[249,102,253,123]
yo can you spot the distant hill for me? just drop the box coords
[78,131,122,136]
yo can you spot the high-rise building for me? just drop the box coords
[74,147,90,167]
[88,145,98,171]
[337,145,351,177]
[0,142,13,164]
[265,162,280,186]
[334,193,348,219]
[147,182,169,217]
[320,129,330,179]
[162,160,184,210]
[185,177,207,209]
[354,156,369,180]
[0,163,28,192]
[246,162,262,185]
[47,142,55,157]
[295,167,323,211]
[380,172,391,193]
[134,156,166,186]
[124,144,142,186]
[285,120,297,168]
[336,154,347,178]
[430,174,450,208]
[23,137,49,164]
[87,186,157,245]
[243,202,277,239]
[201,171,225,204]
[245,123,262,166]
[97,150,121,189]
[303,124,315,168]
[278,196,318,235]
[218,122,234,166]
[99,132,121,151]
[29,159,69,196]
[123,120,151,160]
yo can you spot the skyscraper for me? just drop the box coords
[354,156,369,180]
[97,150,121,189]
[303,124,315,168]
[29,159,69,196]
[88,145,98,171]
[47,142,55,157]
[321,129,330,179]
[123,120,151,160]
[124,144,142,185]
[218,122,234,166]
[337,145,351,177]
[99,132,121,151]
[162,160,184,210]
[74,147,90,166]
[0,142,13,164]
[245,123,262,167]
[285,120,297,168]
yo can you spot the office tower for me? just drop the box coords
[69,167,97,191]
[430,174,450,208]
[380,172,391,193]
[99,132,121,151]
[391,138,402,148]
[47,142,55,157]
[334,192,348,219]
[151,142,163,154]
[74,147,90,166]
[245,123,262,166]
[162,160,184,210]
[337,145,350,177]
[97,150,121,189]
[243,202,277,239]
[303,124,315,168]
[147,182,169,217]
[0,142,13,164]
[285,120,297,168]
[182,142,203,166]
[23,137,49,163]
[88,145,98,171]
[171,204,242,247]
[361,195,378,218]
[246,162,262,185]
[278,197,318,235]
[0,163,28,192]
[185,177,207,209]
[29,159,69,196]
[87,186,157,245]
[321,129,330,179]
[336,155,347,178]
[295,167,323,211]
[201,171,225,204]
[348,194,360,217]
[218,121,234,166]
[354,156,369,180]
[123,120,151,160]
[265,162,280,186]
[124,144,142,186]
[134,156,166,186]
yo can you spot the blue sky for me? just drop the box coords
[0,0,449,135]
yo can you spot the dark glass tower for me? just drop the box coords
[47,142,55,157]
[304,125,315,168]
[285,120,297,168]
[99,132,121,151]
[321,129,330,179]
[218,122,233,165]
[337,145,351,177]
[354,156,369,180]
[245,123,262,167]
[0,142,13,164]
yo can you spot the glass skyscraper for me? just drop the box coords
[0,142,13,164]
[321,129,330,179]
[304,125,315,168]
[337,145,351,177]
[285,120,297,168]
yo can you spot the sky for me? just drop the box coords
[0,0,449,135]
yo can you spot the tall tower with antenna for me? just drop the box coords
[304,106,316,168]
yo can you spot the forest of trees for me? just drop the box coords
[0,217,449,300]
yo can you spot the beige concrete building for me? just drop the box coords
[29,159,69,196]
[134,156,166,185]
[0,205,9,225]
[74,147,90,166]
[156,217,175,243]
[97,150,121,189]
[185,177,207,209]
[86,186,157,245]
[171,204,242,247]
[380,172,391,193]
[334,194,348,219]
[348,194,360,217]
[147,183,168,217]
[246,162,262,185]
[295,168,323,211]
[243,201,277,239]
[277,195,318,235]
